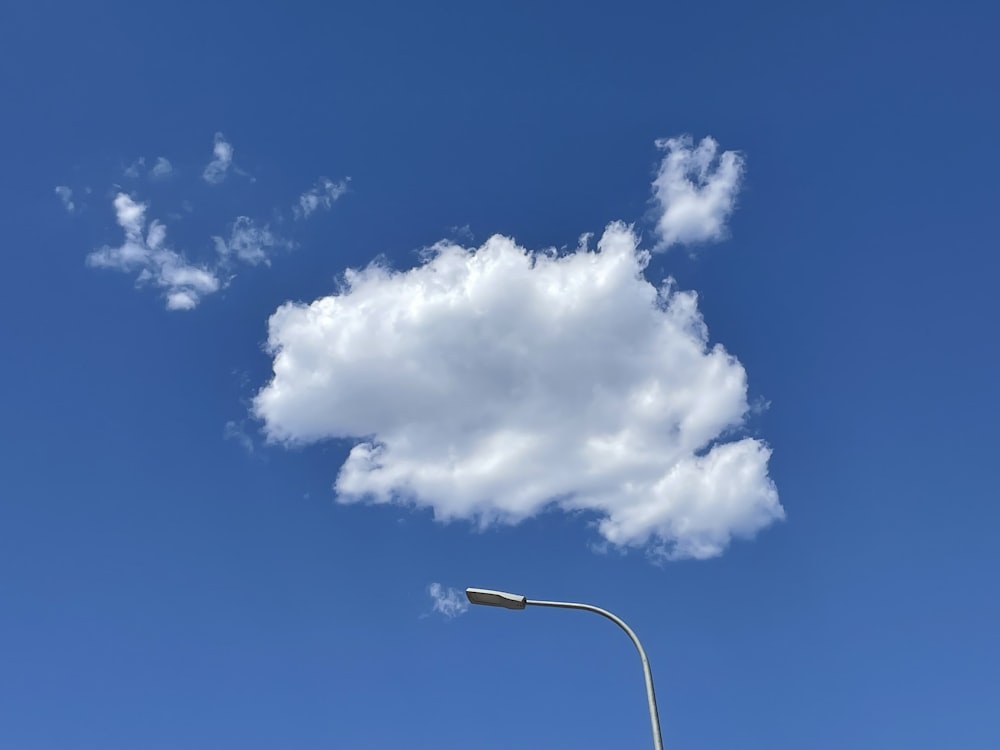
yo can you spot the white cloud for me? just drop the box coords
[254,160,782,561]
[202,133,234,184]
[125,156,173,180]
[54,186,75,213]
[294,177,350,219]
[77,132,309,308]
[151,157,173,179]
[652,135,745,250]
[124,157,145,179]
[428,583,469,619]
[213,216,290,266]
[87,193,221,311]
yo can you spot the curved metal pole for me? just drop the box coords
[525,599,664,750]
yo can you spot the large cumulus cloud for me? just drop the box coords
[254,137,782,560]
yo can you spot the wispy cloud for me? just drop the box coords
[124,157,146,179]
[87,193,220,311]
[449,224,474,243]
[125,156,175,180]
[294,177,350,219]
[428,583,469,619]
[651,135,745,250]
[150,157,173,179]
[224,420,255,453]
[253,137,780,562]
[54,186,75,213]
[213,217,291,267]
[73,132,346,310]
[202,133,234,185]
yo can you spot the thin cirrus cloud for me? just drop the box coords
[126,156,174,180]
[253,135,781,561]
[294,177,350,219]
[202,132,234,184]
[54,186,75,213]
[213,216,291,267]
[428,583,469,619]
[150,157,173,179]
[76,132,346,310]
[87,193,220,311]
[123,157,146,179]
[224,420,255,454]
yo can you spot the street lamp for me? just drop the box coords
[465,587,664,750]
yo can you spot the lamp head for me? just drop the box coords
[465,587,527,610]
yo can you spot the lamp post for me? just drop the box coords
[465,587,664,750]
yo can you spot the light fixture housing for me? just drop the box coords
[465,587,527,610]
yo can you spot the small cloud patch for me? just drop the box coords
[202,133,234,184]
[428,583,469,619]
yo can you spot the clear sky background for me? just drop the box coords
[2,2,998,748]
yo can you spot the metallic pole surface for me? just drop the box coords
[525,598,664,750]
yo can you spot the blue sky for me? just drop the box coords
[2,1,998,748]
